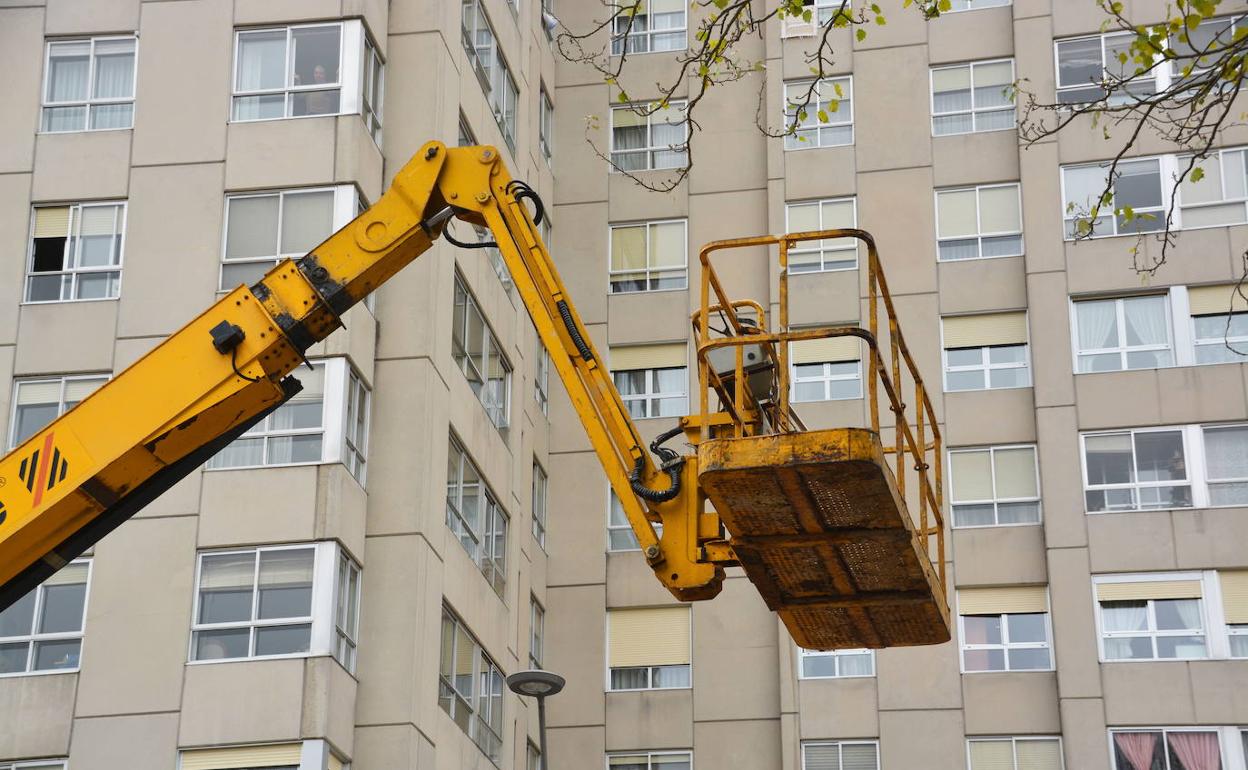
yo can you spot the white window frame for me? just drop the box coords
[231,21,367,122]
[613,366,689,420]
[1108,727,1247,770]
[0,558,91,678]
[1192,308,1248,364]
[610,2,688,55]
[362,32,385,145]
[1069,293,1179,373]
[966,737,1065,770]
[333,550,361,674]
[535,338,550,416]
[530,595,545,669]
[1175,146,1248,230]
[188,541,345,664]
[609,101,689,172]
[539,85,554,163]
[452,272,513,431]
[945,0,1011,11]
[446,434,509,596]
[784,197,858,273]
[605,752,693,770]
[461,0,519,151]
[1090,571,1235,663]
[800,740,880,770]
[607,488,661,552]
[177,739,342,770]
[532,460,548,549]
[1059,155,1173,239]
[439,605,506,763]
[40,35,138,133]
[941,340,1031,393]
[605,608,692,692]
[608,218,689,293]
[934,183,1024,261]
[797,647,875,679]
[948,445,1042,529]
[0,762,68,770]
[957,600,1054,673]
[1054,30,1173,105]
[930,59,1016,137]
[8,374,109,450]
[1079,425,1200,513]
[790,360,862,403]
[25,201,127,304]
[342,366,370,485]
[783,77,854,150]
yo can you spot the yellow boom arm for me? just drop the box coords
[0,142,716,611]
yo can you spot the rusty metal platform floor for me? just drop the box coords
[698,428,950,650]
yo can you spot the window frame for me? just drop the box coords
[610,1,688,55]
[1054,30,1170,105]
[446,434,510,596]
[461,0,519,151]
[947,445,1042,529]
[1107,727,1234,770]
[362,32,385,145]
[534,337,550,416]
[944,0,1011,11]
[608,488,661,552]
[605,607,692,692]
[929,58,1017,137]
[230,22,360,123]
[333,550,361,674]
[25,201,127,304]
[609,101,689,172]
[612,365,690,420]
[1192,310,1248,364]
[530,595,545,669]
[941,344,1032,392]
[799,740,880,770]
[0,558,92,678]
[605,752,693,770]
[608,218,689,294]
[797,647,875,679]
[1070,293,1176,373]
[966,737,1065,770]
[8,373,109,450]
[1079,425,1197,513]
[783,76,854,150]
[452,271,514,431]
[1059,156,1172,239]
[532,460,548,549]
[1091,572,1226,663]
[933,183,1024,262]
[439,605,506,763]
[957,604,1054,673]
[539,85,554,163]
[790,359,863,403]
[40,35,138,133]
[784,197,859,273]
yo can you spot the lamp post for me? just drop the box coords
[506,669,565,769]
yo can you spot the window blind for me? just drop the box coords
[78,206,117,237]
[610,343,686,371]
[33,206,70,238]
[44,561,88,587]
[16,381,62,405]
[1015,740,1063,770]
[968,740,1013,770]
[1096,580,1202,602]
[611,225,646,270]
[1188,284,1248,316]
[608,606,690,667]
[959,586,1048,615]
[1220,570,1248,624]
[942,312,1028,349]
[791,336,860,364]
[648,222,685,267]
[64,378,103,403]
[179,743,302,770]
[937,189,978,238]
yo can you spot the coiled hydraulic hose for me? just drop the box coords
[630,425,685,503]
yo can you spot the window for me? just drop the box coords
[177,743,306,770]
[1082,427,1191,512]
[942,312,1031,391]
[530,596,544,669]
[608,489,662,551]
[785,198,857,272]
[439,606,505,762]
[607,606,691,690]
[799,647,874,678]
[446,436,508,595]
[611,102,687,172]
[609,219,687,292]
[233,24,342,120]
[1201,424,1248,506]
[1189,284,1248,364]
[608,753,691,770]
[1222,570,1248,658]
[539,86,553,162]
[1171,14,1248,81]
[801,741,879,770]
[945,0,1010,10]
[790,336,862,402]
[611,343,688,419]
[1111,730,1223,770]
[1061,159,1165,238]
[26,202,125,303]
[930,59,1015,136]
[0,560,90,676]
[948,446,1040,527]
[935,184,1023,261]
[528,743,542,770]
[958,586,1053,672]
[1177,146,1248,228]
[462,0,519,150]
[221,187,346,291]
[532,461,548,548]
[611,0,686,54]
[343,367,370,483]
[967,738,1063,770]
[452,274,512,429]
[1073,295,1174,372]
[333,551,361,673]
[458,114,476,146]
[784,77,853,150]
[363,34,384,143]
[41,36,136,132]
[1096,576,1207,660]
[535,337,550,415]
[9,375,107,449]
[1055,32,1159,104]
[0,762,65,770]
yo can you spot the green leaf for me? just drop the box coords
[833,81,844,98]
[1191,166,1205,183]
[827,98,840,113]
[817,109,829,122]
[938,0,951,10]
[856,28,867,41]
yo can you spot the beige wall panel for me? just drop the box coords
[372,244,443,361]
[0,174,33,343]
[1102,662,1196,724]
[198,465,318,546]
[1074,370,1161,430]
[314,464,368,561]
[689,189,770,303]
[853,2,928,50]
[1087,512,1177,573]
[436,715,508,770]
[1018,142,1064,274]
[130,0,231,166]
[1188,661,1248,724]
[879,709,965,768]
[301,657,357,757]
[952,524,1048,587]
[789,398,870,433]
[1059,697,1111,769]
[962,673,1060,734]
[938,256,1027,315]
[932,130,1019,188]
[0,9,43,174]
[381,33,453,176]
[1056,113,1174,166]
[692,577,780,722]
[223,119,337,191]
[782,146,857,204]
[944,387,1036,446]
[180,659,306,746]
[1065,234,1234,296]
[876,643,962,710]
[111,335,160,371]
[0,345,13,442]
[552,85,609,205]
[783,271,860,329]
[0,673,76,759]
[689,76,768,197]
[796,677,879,739]
[854,47,932,173]
[233,0,342,25]
[1173,508,1248,569]
[1028,272,1076,408]
[857,168,937,296]
[32,131,131,201]
[1045,547,1102,698]
[69,712,179,770]
[693,719,781,770]
[334,116,384,197]
[75,516,195,716]
[116,163,222,337]
[1157,364,1248,425]
[606,551,682,609]
[604,690,693,751]
[546,584,606,728]
[608,177,689,222]
[343,0,388,54]
[546,452,607,587]
[779,28,853,80]
[611,52,689,104]
[607,292,690,348]
[350,724,423,769]
[1036,406,1087,547]
[548,725,606,770]
[15,300,117,375]
[929,6,1014,63]
[549,201,608,325]
[441,552,513,668]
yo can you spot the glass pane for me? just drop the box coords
[75,271,119,300]
[937,189,978,238]
[233,94,286,120]
[1204,425,1248,481]
[221,260,276,289]
[839,652,873,676]
[42,105,86,132]
[1102,601,1148,632]
[236,30,287,91]
[1057,36,1104,89]
[994,447,1037,499]
[997,501,1041,524]
[279,190,334,255]
[1064,165,1111,220]
[14,403,59,447]
[1007,612,1047,643]
[198,551,255,623]
[963,615,1002,645]
[951,451,993,502]
[1115,160,1164,211]
[33,639,81,670]
[292,26,341,87]
[1084,433,1135,485]
[989,366,1029,389]
[291,88,341,117]
[980,233,1023,257]
[257,548,314,619]
[1008,647,1051,670]
[801,652,837,677]
[979,185,1021,233]
[1209,481,1248,506]
[0,591,36,637]
[610,666,649,689]
[266,434,323,464]
[1154,598,1201,631]
[933,114,974,135]
[226,195,279,259]
[953,503,996,527]
[946,370,985,391]
[93,40,136,99]
[1133,431,1185,482]
[946,348,983,367]
[963,647,1005,671]
[90,103,133,130]
[47,41,90,101]
[255,623,312,655]
[653,663,690,687]
[1157,635,1206,659]
[0,642,29,673]
[988,345,1026,364]
[37,582,86,634]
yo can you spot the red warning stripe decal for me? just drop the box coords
[31,432,54,507]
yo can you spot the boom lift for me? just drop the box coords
[0,142,948,650]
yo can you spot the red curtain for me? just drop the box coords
[1169,732,1222,770]
[1115,732,1159,770]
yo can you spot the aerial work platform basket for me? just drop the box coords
[690,229,949,650]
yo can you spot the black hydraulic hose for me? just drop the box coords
[629,425,685,503]
[557,300,594,362]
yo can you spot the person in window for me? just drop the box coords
[1167,449,1191,508]
[295,65,338,116]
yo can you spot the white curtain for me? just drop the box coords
[1123,296,1167,345]
[93,44,135,99]
[1077,300,1118,350]
[1173,599,1202,631]
[1205,426,1248,480]
[47,43,89,101]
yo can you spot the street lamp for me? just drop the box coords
[507,669,565,769]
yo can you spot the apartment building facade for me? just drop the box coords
[0,0,1246,769]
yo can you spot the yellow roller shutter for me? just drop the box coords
[968,740,1014,770]
[33,206,71,238]
[1220,570,1248,624]
[610,343,687,371]
[958,586,1048,615]
[1096,580,1203,602]
[791,336,861,364]
[608,606,691,667]
[179,743,303,770]
[1188,284,1248,316]
[16,380,63,406]
[942,312,1028,349]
